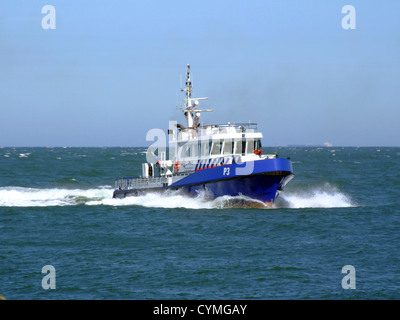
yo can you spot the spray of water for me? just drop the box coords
[274,183,356,208]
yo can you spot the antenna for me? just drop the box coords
[186,64,192,100]
[177,64,214,128]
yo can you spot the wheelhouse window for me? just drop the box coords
[211,140,222,155]
[255,139,262,150]
[246,139,255,155]
[223,140,233,155]
[179,142,199,158]
[234,139,246,155]
[199,140,210,158]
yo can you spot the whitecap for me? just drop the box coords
[18,153,31,158]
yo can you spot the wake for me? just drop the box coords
[0,186,112,207]
[0,183,356,209]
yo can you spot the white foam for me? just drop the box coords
[0,186,112,207]
[87,190,213,209]
[274,183,356,208]
[0,186,211,209]
[87,190,273,209]
[0,186,265,209]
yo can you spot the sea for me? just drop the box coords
[0,146,399,300]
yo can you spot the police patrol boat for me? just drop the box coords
[113,65,294,205]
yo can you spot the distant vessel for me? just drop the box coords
[113,65,294,205]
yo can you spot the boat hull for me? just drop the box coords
[185,172,293,203]
[113,158,293,204]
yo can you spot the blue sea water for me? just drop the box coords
[0,147,399,300]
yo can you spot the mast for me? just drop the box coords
[183,64,194,128]
[178,64,212,129]
[185,64,192,101]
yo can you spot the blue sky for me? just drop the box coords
[0,0,399,147]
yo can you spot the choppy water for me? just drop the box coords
[0,147,399,299]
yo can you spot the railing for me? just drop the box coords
[177,122,259,138]
[115,173,190,190]
[201,122,258,134]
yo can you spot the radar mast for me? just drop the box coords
[177,64,213,129]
